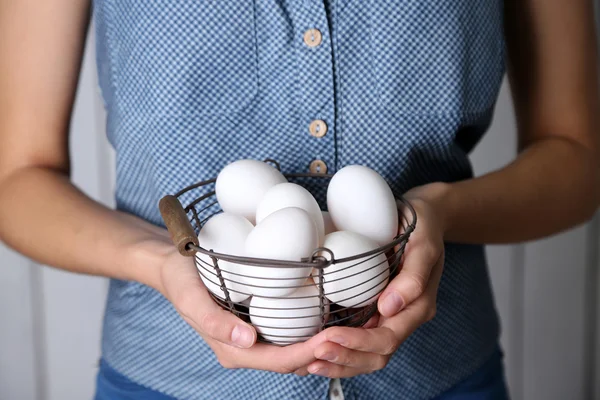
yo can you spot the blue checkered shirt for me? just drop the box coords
[93,0,505,399]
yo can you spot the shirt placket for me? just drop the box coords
[294,0,336,175]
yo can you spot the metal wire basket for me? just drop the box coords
[159,161,417,345]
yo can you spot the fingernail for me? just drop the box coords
[329,336,347,346]
[308,364,320,374]
[318,352,336,361]
[231,325,254,348]
[381,291,404,316]
[309,365,329,376]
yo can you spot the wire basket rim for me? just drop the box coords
[172,168,417,269]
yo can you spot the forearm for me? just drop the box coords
[0,166,166,291]
[409,137,600,244]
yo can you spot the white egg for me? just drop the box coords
[244,207,318,297]
[322,211,337,235]
[215,159,287,224]
[249,280,329,345]
[321,231,389,308]
[256,183,325,245]
[196,213,253,303]
[327,165,398,245]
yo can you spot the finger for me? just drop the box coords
[429,249,445,287]
[307,360,368,378]
[168,259,257,349]
[380,256,444,342]
[362,313,380,329]
[181,304,257,349]
[314,342,387,371]
[321,326,398,355]
[319,257,444,361]
[378,235,442,317]
[219,333,329,373]
[294,367,309,376]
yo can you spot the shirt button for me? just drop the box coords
[309,120,328,138]
[303,29,322,48]
[309,159,327,174]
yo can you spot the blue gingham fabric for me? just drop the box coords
[93,1,505,399]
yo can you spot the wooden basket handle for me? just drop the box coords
[159,195,198,257]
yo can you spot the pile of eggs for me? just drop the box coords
[195,159,399,344]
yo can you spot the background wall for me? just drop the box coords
[1,11,599,400]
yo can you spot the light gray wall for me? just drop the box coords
[1,15,599,400]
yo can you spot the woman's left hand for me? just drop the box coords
[305,191,446,378]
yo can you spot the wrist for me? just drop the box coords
[121,236,172,295]
[403,182,457,239]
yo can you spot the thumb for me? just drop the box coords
[181,291,257,348]
[377,241,441,318]
[164,254,258,349]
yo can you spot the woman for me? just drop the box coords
[0,1,598,399]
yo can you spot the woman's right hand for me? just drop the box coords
[155,240,325,374]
